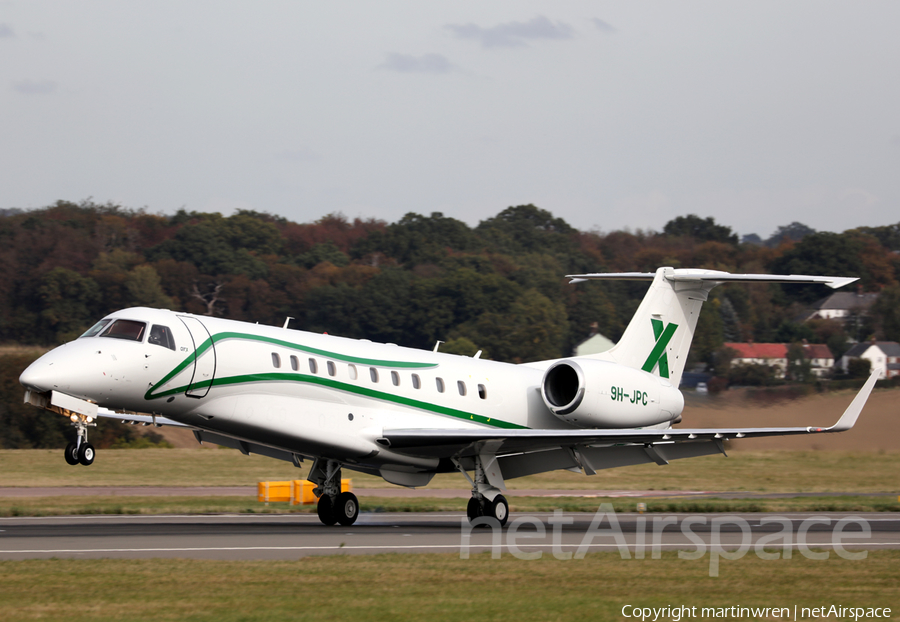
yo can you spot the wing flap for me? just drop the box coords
[96,407,193,428]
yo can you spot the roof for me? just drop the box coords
[810,291,879,311]
[574,333,615,356]
[801,343,833,360]
[842,341,900,358]
[724,343,788,360]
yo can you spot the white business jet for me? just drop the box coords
[19,267,878,527]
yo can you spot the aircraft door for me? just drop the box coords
[178,316,217,398]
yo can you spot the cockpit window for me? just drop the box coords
[99,319,147,342]
[148,325,176,351]
[80,319,112,338]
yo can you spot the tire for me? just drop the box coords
[64,443,79,466]
[489,494,509,527]
[466,497,484,521]
[334,492,359,526]
[78,443,95,466]
[316,495,338,526]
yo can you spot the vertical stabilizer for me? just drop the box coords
[586,267,711,388]
[566,267,857,388]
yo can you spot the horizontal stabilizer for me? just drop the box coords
[567,269,858,290]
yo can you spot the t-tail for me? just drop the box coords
[568,267,858,388]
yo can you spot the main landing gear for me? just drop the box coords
[466,494,509,526]
[64,414,96,466]
[309,458,359,526]
[455,454,509,527]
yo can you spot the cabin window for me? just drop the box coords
[272,353,281,368]
[436,377,445,393]
[327,361,336,376]
[411,374,421,389]
[290,355,299,371]
[370,368,379,383]
[309,358,318,374]
[391,371,400,386]
[478,384,487,399]
[80,319,111,338]
[348,364,358,380]
[457,381,467,396]
[99,319,146,342]
[148,325,176,351]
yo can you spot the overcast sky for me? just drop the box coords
[2,1,898,238]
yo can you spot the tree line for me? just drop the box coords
[2,201,900,359]
[2,201,900,448]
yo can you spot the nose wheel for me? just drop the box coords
[64,443,79,466]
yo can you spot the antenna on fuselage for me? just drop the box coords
[474,350,482,359]
[433,340,443,353]
[283,317,293,329]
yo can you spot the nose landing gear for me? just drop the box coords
[64,415,96,467]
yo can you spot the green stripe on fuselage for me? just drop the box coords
[144,332,523,429]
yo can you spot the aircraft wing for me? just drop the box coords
[381,369,878,460]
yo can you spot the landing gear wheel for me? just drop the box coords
[467,497,485,521]
[316,495,338,526]
[488,495,509,527]
[77,443,95,466]
[334,492,359,526]
[64,443,79,466]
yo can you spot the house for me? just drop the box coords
[840,341,900,379]
[573,322,615,356]
[723,342,835,379]
[806,291,879,322]
[799,343,835,377]
[724,342,788,378]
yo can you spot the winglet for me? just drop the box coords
[821,368,879,433]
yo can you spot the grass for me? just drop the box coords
[2,448,899,493]
[1,449,897,517]
[1,494,897,517]
[0,552,897,621]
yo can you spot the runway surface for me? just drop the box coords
[0,487,894,498]
[1,512,897,560]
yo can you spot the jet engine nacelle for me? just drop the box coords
[541,359,684,428]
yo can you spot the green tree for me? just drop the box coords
[728,362,777,386]
[475,204,576,256]
[786,342,813,383]
[441,337,483,358]
[295,242,350,268]
[846,357,872,379]
[769,232,871,303]
[765,222,816,248]
[662,215,738,244]
[125,265,175,309]
[39,267,101,343]
[687,297,725,367]
[458,289,568,363]
[773,321,815,343]
[871,285,900,342]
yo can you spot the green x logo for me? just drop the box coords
[641,318,678,378]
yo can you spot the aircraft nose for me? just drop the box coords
[19,357,55,393]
